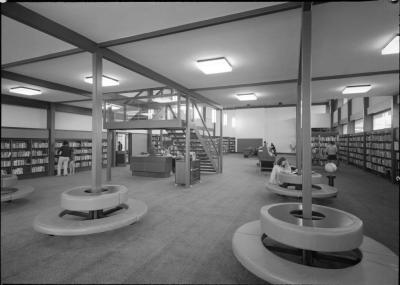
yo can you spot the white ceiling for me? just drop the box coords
[1,16,75,65]
[20,2,283,43]
[2,1,399,109]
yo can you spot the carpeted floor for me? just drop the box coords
[1,154,398,284]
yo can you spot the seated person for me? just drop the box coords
[269,157,292,185]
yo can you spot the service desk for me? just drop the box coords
[130,156,172,178]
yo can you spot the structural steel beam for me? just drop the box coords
[1,48,83,69]
[99,2,302,48]
[2,71,91,97]
[223,102,326,110]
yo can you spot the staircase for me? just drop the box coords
[167,129,218,173]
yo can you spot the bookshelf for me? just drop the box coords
[338,128,398,182]
[54,139,108,174]
[1,138,49,178]
[311,131,338,165]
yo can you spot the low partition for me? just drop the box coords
[130,155,172,178]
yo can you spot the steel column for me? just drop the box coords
[91,52,103,193]
[300,3,313,220]
[106,130,112,181]
[185,97,191,187]
[219,109,223,173]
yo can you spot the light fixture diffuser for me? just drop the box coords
[153,96,177,103]
[196,57,232,74]
[104,103,121,110]
[236,93,257,101]
[84,75,119,87]
[9,87,42,96]
[381,35,399,55]
[342,85,372,94]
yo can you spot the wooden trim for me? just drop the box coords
[55,104,92,116]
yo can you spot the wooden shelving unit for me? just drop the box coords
[338,128,398,182]
[1,138,49,178]
[54,139,108,174]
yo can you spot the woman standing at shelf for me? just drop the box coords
[57,141,72,176]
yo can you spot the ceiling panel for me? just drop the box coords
[5,52,163,92]
[1,78,87,102]
[197,73,398,108]
[21,2,284,43]
[312,1,399,76]
[1,16,76,65]
[110,9,301,89]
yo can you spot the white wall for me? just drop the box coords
[341,103,348,120]
[221,106,330,153]
[352,97,364,114]
[55,111,92,131]
[131,133,147,155]
[1,104,47,129]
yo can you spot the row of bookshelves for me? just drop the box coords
[338,128,399,182]
[1,138,108,178]
[311,132,338,165]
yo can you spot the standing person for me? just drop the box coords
[169,141,179,173]
[57,141,72,176]
[326,141,338,164]
[69,149,75,175]
[118,141,123,151]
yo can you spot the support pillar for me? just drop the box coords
[106,130,112,182]
[185,97,191,187]
[300,2,312,220]
[91,52,103,193]
[219,109,223,173]
[47,103,55,176]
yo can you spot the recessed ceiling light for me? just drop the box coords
[153,96,177,103]
[84,75,119,87]
[342,85,372,94]
[236,93,257,101]
[120,92,140,97]
[9,87,42,96]
[196,57,232,74]
[381,35,399,55]
[103,103,121,110]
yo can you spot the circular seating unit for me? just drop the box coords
[1,174,34,202]
[278,171,323,185]
[265,182,337,198]
[33,184,147,236]
[232,220,398,285]
[260,203,363,252]
[61,185,128,211]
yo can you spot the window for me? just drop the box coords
[223,113,227,126]
[343,98,348,104]
[373,110,392,130]
[354,119,364,133]
[343,124,348,135]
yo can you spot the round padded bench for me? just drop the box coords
[265,182,337,199]
[1,185,35,202]
[232,220,399,285]
[61,185,128,211]
[1,174,18,188]
[260,203,363,252]
[278,171,323,185]
[33,198,147,236]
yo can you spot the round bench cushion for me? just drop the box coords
[265,182,337,198]
[61,185,128,211]
[278,172,323,185]
[1,174,18,188]
[1,185,34,202]
[260,203,363,252]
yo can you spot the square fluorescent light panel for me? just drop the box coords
[342,85,371,94]
[84,75,119,87]
[9,87,42,96]
[236,93,257,101]
[382,35,399,55]
[196,57,232,74]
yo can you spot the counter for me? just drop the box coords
[130,156,172,178]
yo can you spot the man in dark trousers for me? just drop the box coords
[57,141,72,176]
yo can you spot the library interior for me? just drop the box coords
[1,2,399,284]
